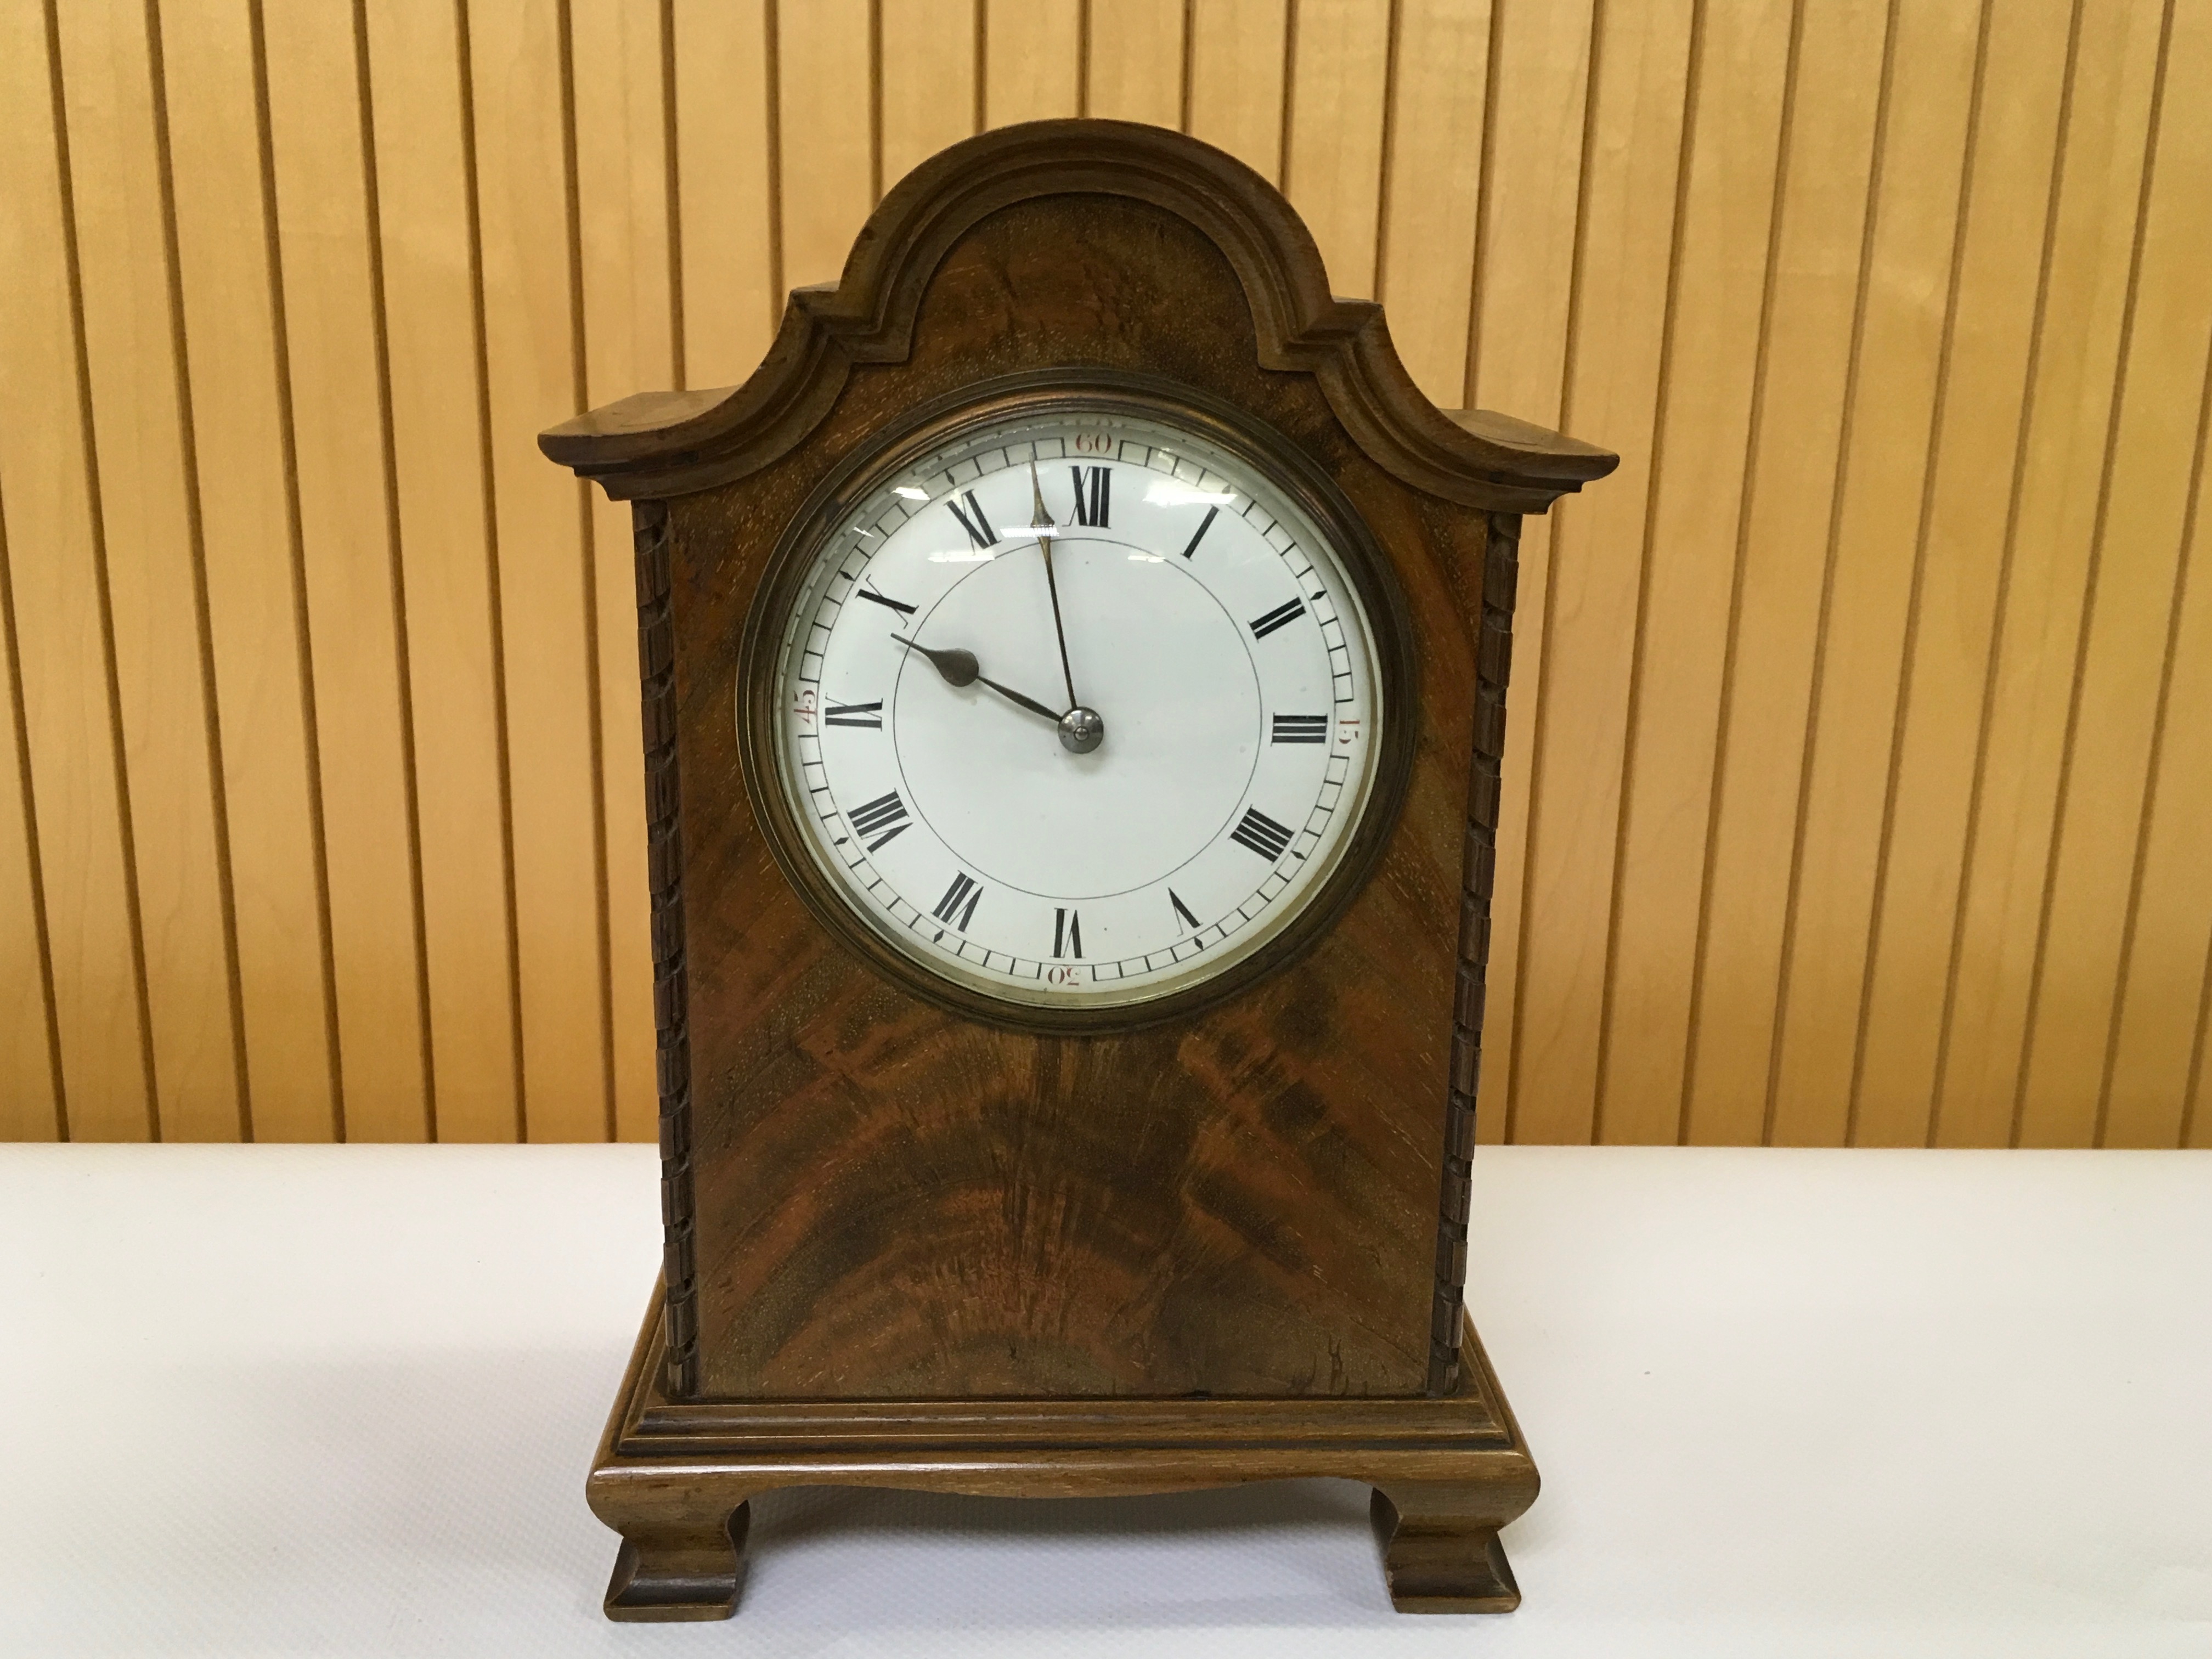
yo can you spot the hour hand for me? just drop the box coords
[890,635,1063,725]
[890,634,979,687]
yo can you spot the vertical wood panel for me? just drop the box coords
[362,0,522,1143]
[1764,0,1983,1147]
[571,0,672,1145]
[1928,0,2168,1148]
[0,1,75,1142]
[1683,0,1897,1149]
[778,0,874,289]
[1521,0,1700,1149]
[152,2,282,1143]
[2105,345,2212,1148]
[1467,0,1595,1144]
[51,0,241,1142]
[1280,0,1392,298]
[672,0,776,386]
[0,499,60,1138]
[1376,0,1492,406]
[1186,0,1289,180]
[2017,0,2212,1148]
[468,0,611,1143]
[1850,0,2075,1148]
[161,0,341,1144]
[1670,0,1886,1148]
[881,0,978,187]
[1086,0,1186,130]
[257,0,431,1141]
[984,0,1082,126]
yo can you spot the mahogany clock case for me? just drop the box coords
[540,119,1615,1618]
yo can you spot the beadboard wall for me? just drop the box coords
[2,0,2208,1148]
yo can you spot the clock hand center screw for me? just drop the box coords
[1057,706,1105,754]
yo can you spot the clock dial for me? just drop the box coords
[768,403,1385,1009]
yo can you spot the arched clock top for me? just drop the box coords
[539,119,1617,512]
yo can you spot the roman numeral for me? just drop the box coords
[825,700,883,728]
[1248,597,1306,639]
[1169,889,1199,930]
[1178,504,1220,559]
[1271,714,1328,743]
[1053,907,1082,958]
[1229,806,1295,861]
[1068,465,1110,527]
[932,871,984,930]
[946,489,997,549]
[856,580,917,617]
[848,790,911,852]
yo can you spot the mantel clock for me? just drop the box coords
[540,119,1615,1620]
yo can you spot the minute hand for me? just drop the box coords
[1029,459,1080,711]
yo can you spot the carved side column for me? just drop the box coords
[635,499,699,1400]
[1429,511,1521,1397]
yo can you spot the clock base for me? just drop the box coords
[586,1287,1539,1620]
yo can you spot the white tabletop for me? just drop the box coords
[4,1143,2206,1657]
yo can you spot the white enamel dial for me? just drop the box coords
[768,404,1384,1009]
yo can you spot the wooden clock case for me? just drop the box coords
[540,119,1615,1620]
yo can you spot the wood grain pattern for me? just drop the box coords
[469,0,611,1143]
[1852,0,2075,1149]
[881,0,979,187]
[261,0,428,1142]
[983,0,1083,126]
[1757,0,1901,1147]
[6,0,2210,1148]
[670,0,777,386]
[1186,0,1290,180]
[53,0,243,1143]
[363,0,523,1143]
[1679,0,1859,1150]
[1466,0,1594,1146]
[1281,0,1392,299]
[5,0,157,1143]
[1928,0,2168,1150]
[1767,0,1983,1148]
[1085,0,1186,129]
[2017,0,2212,1148]
[1516,0,1699,1149]
[776,0,873,289]
[1376,0,1492,405]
